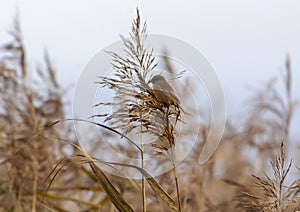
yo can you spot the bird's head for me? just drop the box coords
[150,75,167,85]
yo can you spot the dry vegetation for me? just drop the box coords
[0,9,299,212]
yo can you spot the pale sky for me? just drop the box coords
[0,0,300,139]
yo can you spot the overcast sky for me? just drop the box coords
[0,0,299,139]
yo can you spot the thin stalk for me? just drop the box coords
[32,159,38,212]
[166,110,182,212]
[172,158,182,212]
[140,114,146,212]
[32,143,39,212]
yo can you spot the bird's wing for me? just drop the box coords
[167,90,180,104]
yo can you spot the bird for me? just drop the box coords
[150,75,180,109]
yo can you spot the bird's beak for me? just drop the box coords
[149,78,154,84]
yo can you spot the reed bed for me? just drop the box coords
[0,9,299,212]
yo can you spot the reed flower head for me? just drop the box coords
[96,9,183,153]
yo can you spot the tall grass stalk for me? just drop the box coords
[97,8,184,211]
[140,114,146,212]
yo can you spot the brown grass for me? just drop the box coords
[0,9,299,212]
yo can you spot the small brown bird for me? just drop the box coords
[150,75,180,108]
